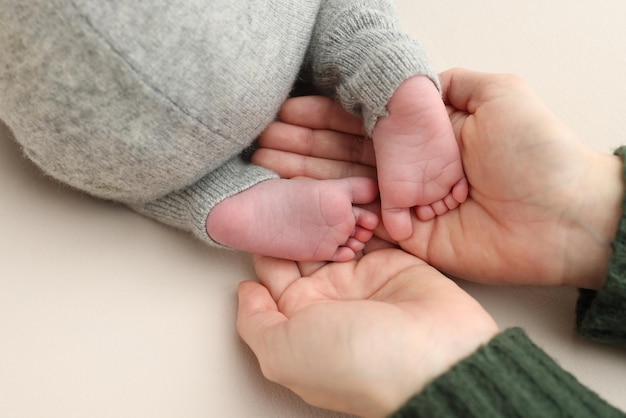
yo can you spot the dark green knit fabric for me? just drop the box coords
[391,149,626,417]
[576,146,626,346]
[390,328,624,418]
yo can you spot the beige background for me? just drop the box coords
[2,1,626,417]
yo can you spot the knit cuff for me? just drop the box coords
[310,2,439,136]
[338,35,439,135]
[130,157,278,248]
[390,328,620,418]
[576,146,626,346]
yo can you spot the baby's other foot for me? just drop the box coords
[415,177,469,221]
[206,178,379,261]
[373,75,467,241]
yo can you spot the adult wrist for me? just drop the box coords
[564,150,624,289]
[575,146,626,344]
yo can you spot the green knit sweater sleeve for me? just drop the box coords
[390,328,624,418]
[391,149,626,417]
[575,146,626,345]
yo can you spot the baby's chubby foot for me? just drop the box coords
[373,75,467,241]
[206,177,379,261]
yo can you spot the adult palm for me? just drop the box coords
[255,69,623,289]
[237,248,497,417]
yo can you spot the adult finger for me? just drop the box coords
[252,148,377,180]
[446,105,469,145]
[296,260,330,277]
[259,121,376,166]
[440,68,526,115]
[439,68,493,113]
[279,96,366,135]
[253,255,302,301]
[363,237,398,254]
[236,281,286,357]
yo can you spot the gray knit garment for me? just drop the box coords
[0,0,437,246]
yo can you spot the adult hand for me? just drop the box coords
[254,69,624,289]
[237,247,498,417]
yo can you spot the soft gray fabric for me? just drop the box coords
[0,0,437,247]
[307,0,440,133]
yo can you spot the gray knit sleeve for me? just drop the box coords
[0,0,283,248]
[131,157,277,247]
[306,0,439,135]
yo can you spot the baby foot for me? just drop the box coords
[415,177,468,221]
[373,75,467,241]
[206,177,379,261]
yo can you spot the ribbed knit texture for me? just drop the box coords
[131,156,277,247]
[391,328,624,418]
[0,0,436,248]
[575,146,626,345]
[307,0,439,135]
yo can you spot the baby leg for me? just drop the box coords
[206,177,379,261]
[373,75,467,241]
